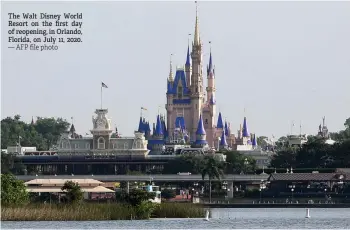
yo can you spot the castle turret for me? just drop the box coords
[206,46,216,104]
[219,129,228,150]
[152,115,165,154]
[224,121,229,137]
[185,45,191,87]
[252,134,257,148]
[194,114,207,147]
[242,117,250,137]
[138,117,144,133]
[217,112,224,129]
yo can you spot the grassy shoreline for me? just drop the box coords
[1,203,205,221]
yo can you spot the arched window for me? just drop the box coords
[98,137,105,149]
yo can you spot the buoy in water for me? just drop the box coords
[204,210,210,221]
[305,208,310,218]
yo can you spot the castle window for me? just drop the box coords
[205,119,208,124]
[98,137,105,149]
[86,143,90,149]
[178,86,183,98]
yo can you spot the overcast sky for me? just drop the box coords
[2,1,350,139]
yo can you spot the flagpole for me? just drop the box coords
[100,84,103,109]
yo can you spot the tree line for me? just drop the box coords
[269,117,350,169]
[1,115,70,151]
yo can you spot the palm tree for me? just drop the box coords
[199,156,225,203]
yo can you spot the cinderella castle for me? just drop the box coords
[137,5,258,154]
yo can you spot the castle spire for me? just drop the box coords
[138,117,143,133]
[196,114,206,135]
[186,45,191,66]
[169,54,174,81]
[208,41,213,75]
[242,117,250,137]
[252,134,257,147]
[224,120,229,137]
[217,112,224,129]
[155,115,163,136]
[220,129,228,148]
[193,1,200,46]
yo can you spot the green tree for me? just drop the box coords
[162,155,202,174]
[1,174,29,206]
[1,115,69,151]
[34,117,70,150]
[296,138,333,168]
[269,147,297,168]
[223,150,256,174]
[161,189,176,200]
[61,181,84,204]
[125,189,156,206]
[198,156,225,203]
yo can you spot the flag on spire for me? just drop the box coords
[101,82,108,88]
[141,107,148,111]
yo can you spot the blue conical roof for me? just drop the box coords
[242,117,249,137]
[207,51,214,77]
[208,52,213,71]
[217,112,224,129]
[252,134,257,146]
[186,45,191,66]
[196,114,206,135]
[220,129,228,147]
[224,121,229,136]
[155,115,163,136]
[138,117,144,133]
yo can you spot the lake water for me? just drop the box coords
[2,208,350,229]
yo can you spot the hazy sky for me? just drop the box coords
[2,1,350,139]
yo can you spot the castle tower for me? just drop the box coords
[252,134,257,149]
[190,3,205,141]
[202,44,217,148]
[219,129,228,151]
[166,55,175,140]
[90,109,113,150]
[153,115,165,153]
[194,114,208,147]
[206,46,216,104]
[224,121,229,137]
[185,45,191,87]
[242,117,251,145]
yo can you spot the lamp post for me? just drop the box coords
[289,185,295,203]
[259,180,266,203]
[324,188,327,203]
